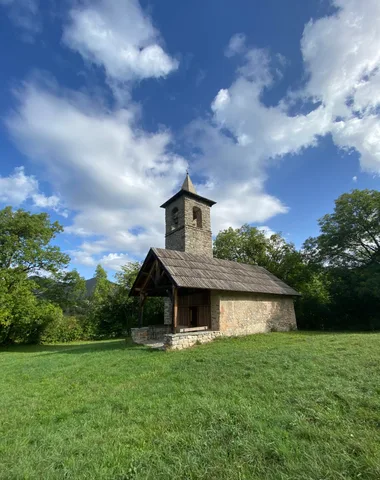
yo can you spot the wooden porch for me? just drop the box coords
[130,253,211,333]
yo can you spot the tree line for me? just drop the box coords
[1,189,379,344]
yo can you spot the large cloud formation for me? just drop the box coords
[5,0,380,270]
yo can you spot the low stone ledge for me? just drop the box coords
[164,331,222,350]
[131,325,172,344]
[131,327,149,344]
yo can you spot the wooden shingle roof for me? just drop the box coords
[144,248,299,296]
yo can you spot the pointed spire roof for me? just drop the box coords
[160,172,216,209]
[181,173,197,194]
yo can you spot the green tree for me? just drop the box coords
[36,269,86,314]
[115,261,141,289]
[92,264,111,304]
[303,190,380,331]
[307,189,380,267]
[213,225,268,265]
[0,206,69,279]
[94,262,164,337]
[213,225,304,287]
[83,264,113,338]
[95,263,139,336]
[295,271,331,330]
[0,207,68,344]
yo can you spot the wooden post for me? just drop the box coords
[138,293,145,328]
[172,286,178,333]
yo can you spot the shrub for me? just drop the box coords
[40,315,84,343]
[0,280,64,345]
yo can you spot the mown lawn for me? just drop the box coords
[1,332,380,480]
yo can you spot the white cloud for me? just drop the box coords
[190,0,380,233]
[225,33,246,57]
[257,226,276,239]
[352,176,357,182]
[0,166,64,213]
[6,80,187,261]
[0,166,37,205]
[300,0,380,173]
[188,46,329,232]
[0,0,40,40]
[211,89,230,111]
[69,250,97,268]
[63,0,178,87]
[69,250,130,271]
[99,253,130,271]
[6,80,288,265]
[32,193,60,209]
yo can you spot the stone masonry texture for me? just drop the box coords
[164,297,172,325]
[213,291,297,335]
[131,325,172,344]
[164,331,221,350]
[164,194,213,257]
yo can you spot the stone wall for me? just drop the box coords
[132,292,297,350]
[183,197,213,257]
[164,297,172,325]
[210,291,220,331]
[131,325,172,344]
[164,195,213,257]
[215,292,297,335]
[165,227,186,251]
[164,331,221,350]
[165,196,186,251]
[164,196,185,237]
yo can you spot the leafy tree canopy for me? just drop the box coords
[115,261,141,290]
[305,189,380,267]
[92,264,112,303]
[213,224,305,287]
[0,206,69,278]
[36,269,86,314]
[0,207,69,344]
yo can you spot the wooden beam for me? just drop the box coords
[178,326,208,333]
[154,262,161,284]
[138,293,147,328]
[140,259,158,293]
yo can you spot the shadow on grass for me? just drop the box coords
[0,338,149,355]
[296,329,380,335]
[3,331,378,356]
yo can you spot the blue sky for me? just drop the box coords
[1,0,380,279]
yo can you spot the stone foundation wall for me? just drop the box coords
[216,292,297,335]
[131,325,171,344]
[164,331,221,350]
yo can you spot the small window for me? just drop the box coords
[193,207,202,228]
[171,207,179,230]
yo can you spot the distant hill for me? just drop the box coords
[85,278,97,296]
[30,275,113,298]
[85,277,115,297]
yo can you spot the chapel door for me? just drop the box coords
[189,306,198,327]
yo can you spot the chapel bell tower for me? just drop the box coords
[160,173,216,257]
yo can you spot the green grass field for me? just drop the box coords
[1,333,380,480]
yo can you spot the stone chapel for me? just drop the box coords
[130,174,299,349]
